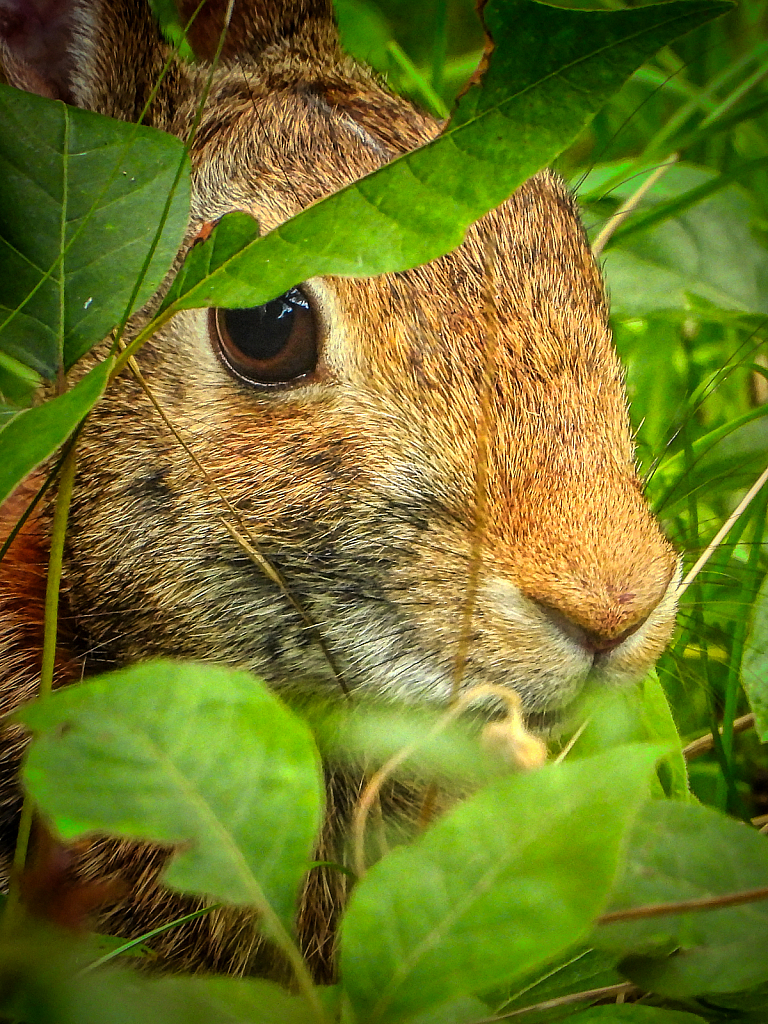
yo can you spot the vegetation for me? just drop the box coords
[2,0,768,1021]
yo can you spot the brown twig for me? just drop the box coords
[473,983,638,1022]
[683,713,755,760]
[598,884,768,924]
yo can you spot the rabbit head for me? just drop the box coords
[0,0,680,721]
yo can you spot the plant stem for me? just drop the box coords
[39,439,78,699]
[2,437,79,933]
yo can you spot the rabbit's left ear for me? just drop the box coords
[175,0,339,62]
[0,0,190,125]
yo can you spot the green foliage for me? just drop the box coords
[159,0,729,313]
[17,662,323,933]
[2,0,768,1022]
[596,800,768,994]
[0,84,190,379]
[0,360,110,507]
[340,746,660,1024]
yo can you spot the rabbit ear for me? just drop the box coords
[175,0,338,62]
[0,0,79,99]
[0,0,178,123]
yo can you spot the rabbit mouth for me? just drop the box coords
[478,561,682,714]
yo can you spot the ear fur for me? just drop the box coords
[0,0,205,127]
[1,0,340,121]
[177,0,339,62]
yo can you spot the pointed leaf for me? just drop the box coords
[0,359,111,506]
[340,745,662,1024]
[0,84,190,378]
[17,661,323,933]
[160,0,729,313]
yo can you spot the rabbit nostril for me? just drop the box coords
[537,602,648,656]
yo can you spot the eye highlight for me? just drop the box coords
[210,286,319,387]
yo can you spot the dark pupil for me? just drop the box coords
[223,288,309,362]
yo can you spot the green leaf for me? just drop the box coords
[159,0,729,313]
[560,674,689,801]
[742,571,768,742]
[0,359,111,507]
[0,926,315,1024]
[493,947,624,1023]
[594,800,768,997]
[569,1008,705,1023]
[0,83,190,378]
[340,745,662,1024]
[17,660,323,933]
[166,975,325,1024]
[585,165,768,318]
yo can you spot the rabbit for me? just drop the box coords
[0,0,681,979]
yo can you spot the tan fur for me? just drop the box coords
[0,0,679,978]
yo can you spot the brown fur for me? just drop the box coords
[0,0,679,978]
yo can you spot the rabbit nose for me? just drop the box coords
[536,602,648,656]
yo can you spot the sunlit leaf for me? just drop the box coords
[18,661,323,933]
[159,0,728,313]
[340,745,661,1024]
[0,84,190,378]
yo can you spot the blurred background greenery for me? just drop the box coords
[335,0,768,819]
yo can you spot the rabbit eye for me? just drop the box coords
[210,287,318,386]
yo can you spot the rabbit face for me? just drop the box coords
[61,66,680,717]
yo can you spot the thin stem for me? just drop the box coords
[598,884,768,924]
[683,713,755,760]
[387,41,449,118]
[2,436,79,932]
[80,904,221,974]
[591,155,678,257]
[678,457,768,595]
[475,983,637,1022]
[39,440,78,700]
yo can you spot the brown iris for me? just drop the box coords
[210,287,318,386]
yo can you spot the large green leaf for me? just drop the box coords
[594,800,768,997]
[159,0,728,313]
[340,745,661,1024]
[0,359,111,507]
[582,164,768,318]
[17,661,323,934]
[742,571,768,742]
[0,83,190,378]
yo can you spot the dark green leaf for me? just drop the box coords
[0,359,111,507]
[0,84,190,378]
[160,0,729,313]
[340,745,662,1024]
[18,660,323,933]
[594,800,768,997]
